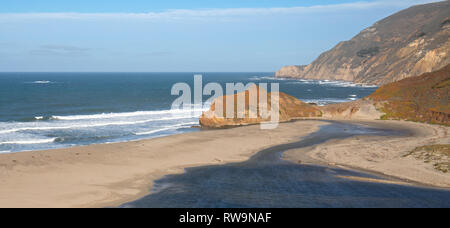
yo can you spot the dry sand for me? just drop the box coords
[0,119,448,208]
[0,120,324,208]
[284,120,450,188]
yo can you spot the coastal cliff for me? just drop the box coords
[317,63,449,125]
[275,1,450,85]
[201,64,450,127]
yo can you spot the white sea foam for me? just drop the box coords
[0,138,56,145]
[282,78,377,88]
[0,116,196,134]
[135,127,177,136]
[249,76,288,81]
[31,81,52,84]
[34,116,44,120]
[135,122,198,135]
[0,150,11,153]
[51,108,207,120]
[248,76,261,81]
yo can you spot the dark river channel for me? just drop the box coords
[121,121,450,208]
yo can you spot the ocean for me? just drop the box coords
[0,72,377,153]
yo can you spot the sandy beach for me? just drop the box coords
[283,120,450,187]
[0,120,324,208]
[0,120,448,208]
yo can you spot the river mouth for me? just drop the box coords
[120,121,450,208]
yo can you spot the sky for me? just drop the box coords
[0,0,441,72]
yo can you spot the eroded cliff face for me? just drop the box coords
[276,1,450,85]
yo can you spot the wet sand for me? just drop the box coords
[0,120,448,208]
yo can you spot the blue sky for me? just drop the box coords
[0,0,387,12]
[0,0,440,72]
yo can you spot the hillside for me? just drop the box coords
[275,1,450,85]
[368,64,450,125]
[201,64,450,128]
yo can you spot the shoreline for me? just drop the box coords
[0,119,448,208]
[0,120,325,208]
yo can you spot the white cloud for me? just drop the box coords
[0,0,440,21]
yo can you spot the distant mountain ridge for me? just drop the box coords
[275,1,450,85]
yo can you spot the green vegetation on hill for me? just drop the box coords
[368,64,450,125]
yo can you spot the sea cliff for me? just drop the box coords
[275,1,450,85]
[202,64,450,127]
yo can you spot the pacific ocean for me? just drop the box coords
[0,72,377,153]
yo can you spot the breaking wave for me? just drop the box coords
[0,116,197,134]
[0,108,204,152]
[27,81,53,84]
[248,76,377,88]
[135,122,199,136]
[0,138,56,145]
[50,108,207,121]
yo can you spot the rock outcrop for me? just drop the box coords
[199,86,322,128]
[276,1,450,85]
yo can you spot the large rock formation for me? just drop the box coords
[199,86,322,128]
[276,1,450,85]
[202,64,450,128]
